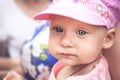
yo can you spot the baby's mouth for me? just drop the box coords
[59,53,74,57]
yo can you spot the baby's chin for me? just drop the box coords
[60,59,80,66]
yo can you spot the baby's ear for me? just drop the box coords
[103,28,115,49]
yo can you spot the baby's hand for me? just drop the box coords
[3,71,24,80]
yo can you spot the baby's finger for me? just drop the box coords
[3,73,11,80]
[3,71,14,80]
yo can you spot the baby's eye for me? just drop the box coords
[76,30,87,35]
[54,26,63,33]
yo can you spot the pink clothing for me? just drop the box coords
[49,56,111,80]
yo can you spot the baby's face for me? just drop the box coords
[49,15,109,66]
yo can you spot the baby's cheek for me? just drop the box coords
[48,44,54,54]
[80,44,99,58]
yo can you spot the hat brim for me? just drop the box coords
[34,3,106,26]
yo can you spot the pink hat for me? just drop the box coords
[34,0,116,29]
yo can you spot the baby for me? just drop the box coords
[34,0,118,80]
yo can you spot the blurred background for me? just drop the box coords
[0,0,50,79]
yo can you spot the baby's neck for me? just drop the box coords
[56,58,100,80]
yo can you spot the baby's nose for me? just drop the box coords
[60,33,74,48]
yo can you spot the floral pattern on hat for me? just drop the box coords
[72,0,114,28]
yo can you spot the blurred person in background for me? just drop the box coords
[1,0,57,80]
[0,0,39,79]
[16,0,58,80]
